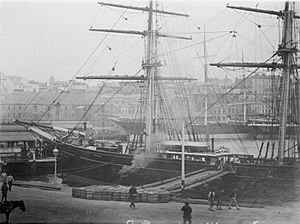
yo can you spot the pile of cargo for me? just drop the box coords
[72,185,170,203]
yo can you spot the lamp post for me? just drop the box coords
[30,148,36,176]
[53,148,58,182]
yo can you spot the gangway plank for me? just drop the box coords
[140,168,206,189]
[141,169,232,192]
[170,170,231,193]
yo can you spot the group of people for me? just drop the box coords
[128,184,240,224]
[1,172,14,203]
[181,187,240,224]
[208,187,240,211]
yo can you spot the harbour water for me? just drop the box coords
[213,137,297,158]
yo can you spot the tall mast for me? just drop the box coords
[203,25,208,126]
[146,0,154,152]
[242,52,246,124]
[78,1,191,152]
[210,2,299,164]
[277,2,295,163]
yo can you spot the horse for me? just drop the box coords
[0,200,25,224]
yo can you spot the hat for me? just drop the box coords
[184,198,191,204]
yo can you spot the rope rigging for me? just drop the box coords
[36,7,130,124]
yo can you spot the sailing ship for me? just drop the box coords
[16,1,299,201]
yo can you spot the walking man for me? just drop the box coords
[228,188,240,210]
[181,201,192,224]
[128,186,137,209]
[208,189,215,211]
[1,182,8,203]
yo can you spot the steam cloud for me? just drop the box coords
[118,132,165,176]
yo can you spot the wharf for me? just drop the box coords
[8,183,299,224]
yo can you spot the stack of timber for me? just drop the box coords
[72,185,170,203]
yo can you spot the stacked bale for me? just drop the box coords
[102,190,112,200]
[72,187,81,198]
[112,191,121,201]
[120,192,130,201]
[71,185,170,203]
[140,192,148,202]
[158,190,170,203]
[138,189,148,202]
[94,190,102,200]
[80,187,87,199]
[148,191,160,203]
[86,189,94,200]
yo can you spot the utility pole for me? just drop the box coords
[181,120,185,195]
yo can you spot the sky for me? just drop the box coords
[0,0,289,83]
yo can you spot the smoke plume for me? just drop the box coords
[118,132,165,176]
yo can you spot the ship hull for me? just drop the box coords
[113,119,298,140]
[50,141,213,186]
[113,119,253,139]
[44,138,298,187]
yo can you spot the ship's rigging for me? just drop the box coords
[210,2,300,164]
[15,1,299,164]
[12,3,299,203]
[76,0,198,152]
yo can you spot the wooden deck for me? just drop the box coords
[141,169,232,193]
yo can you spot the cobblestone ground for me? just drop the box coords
[5,184,300,224]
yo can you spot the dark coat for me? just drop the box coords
[1,183,8,194]
[129,187,137,198]
[181,204,192,219]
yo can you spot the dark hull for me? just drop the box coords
[113,119,252,138]
[44,139,298,186]
[113,119,297,140]
[36,133,299,203]
[248,125,297,139]
[52,141,212,186]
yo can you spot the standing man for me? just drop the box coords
[215,187,223,210]
[128,186,137,209]
[1,181,8,203]
[181,201,192,224]
[7,173,14,191]
[208,189,215,211]
[0,171,7,183]
[228,188,240,210]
